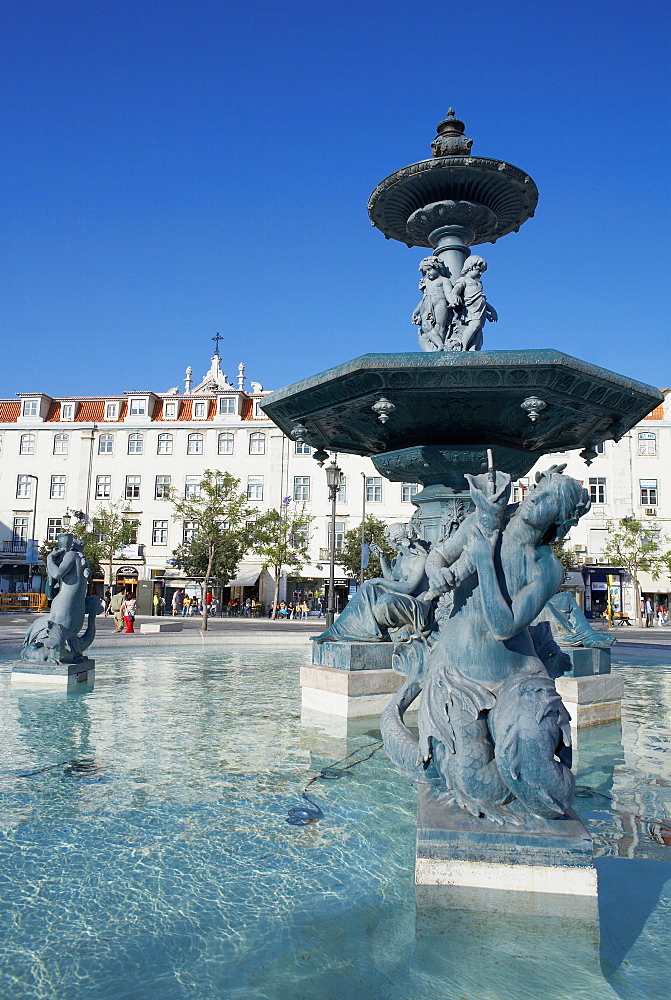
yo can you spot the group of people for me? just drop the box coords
[274,600,311,619]
[643,598,668,627]
[105,590,136,633]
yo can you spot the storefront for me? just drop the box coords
[583,567,623,619]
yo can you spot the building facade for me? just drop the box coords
[0,353,668,615]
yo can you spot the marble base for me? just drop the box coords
[12,658,95,688]
[555,672,623,727]
[300,664,413,718]
[416,785,596,897]
[139,622,184,633]
[562,646,612,677]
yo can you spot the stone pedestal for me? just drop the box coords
[555,673,623,727]
[415,785,597,897]
[12,658,95,689]
[562,646,612,677]
[304,641,416,718]
[139,621,184,633]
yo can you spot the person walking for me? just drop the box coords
[152,591,160,617]
[123,592,136,634]
[645,598,654,628]
[172,590,182,616]
[110,589,126,632]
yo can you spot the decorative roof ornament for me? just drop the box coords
[431,108,473,158]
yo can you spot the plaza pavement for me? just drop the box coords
[1,612,670,659]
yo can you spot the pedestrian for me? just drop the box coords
[657,604,666,627]
[210,597,219,617]
[104,589,112,616]
[287,602,295,619]
[318,596,325,618]
[645,598,653,628]
[152,591,160,617]
[123,592,136,634]
[110,589,125,632]
[182,595,190,617]
[160,595,166,615]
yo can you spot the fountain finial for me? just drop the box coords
[431,108,473,158]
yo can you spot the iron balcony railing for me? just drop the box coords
[1,540,28,554]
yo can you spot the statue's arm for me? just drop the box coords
[485,302,498,322]
[475,533,562,640]
[47,550,76,580]
[424,523,470,594]
[378,554,427,595]
[448,277,465,307]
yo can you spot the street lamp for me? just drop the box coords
[325,458,344,629]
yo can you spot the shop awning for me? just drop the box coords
[638,570,671,594]
[227,566,262,588]
[562,571,585,591]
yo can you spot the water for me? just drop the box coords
[0,646,669,1000]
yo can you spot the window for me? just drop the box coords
[589,528,608,555]
[157,432,173,455]
[155,475,171,500]
[366,476,383,502]
[247,476,264,500]
[61,403,74,421]
[128,433,143,455]
[95,475,111,500]
[291,525,309,549]
[401,483,420,502]
[22,399,38,417]
[123,519,139,544]
[293,476,310,502]
[187,432,204,455]
[185,476,200,499]
[13,517,29,545]
[219,397,236,414]
[105,401,119,420]
[16,475,32,499]
[0,433,3,455]
[328,520,345,551]
[46,518,63,542]
[20,433,35,455]
[152,520,168,545]
[295,441,311,455]
[129,397,147,416]
[99,433,114,454]
[125,475,141,499]
[640,479,658,505]
[254,401,265,417]
[512,479,530,504]
[53,433,69,455]
[638,432,657,456]
[50,475,66,500]
[249,432,265,455]
[218,432,234,455]
[183,521,198,542]
[163,400,177,419]
[589,477,606,504]
[336,477,347,503]
[193,400,207,419]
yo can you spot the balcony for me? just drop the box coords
[0,540,28,561]
[319,547,344,562]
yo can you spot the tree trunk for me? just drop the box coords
[202,550,214,631]
[271,570,281,620]
[633,571,642,627]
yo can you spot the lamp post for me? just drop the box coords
[325,458,344,629]
[26,475,39,591]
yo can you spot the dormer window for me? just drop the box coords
[105,401,119,420]
[164,400,178,419]
[129,397,147,416]
[61,403,75,421]
[22,399,38,417]
[219,396,236,415]
[254,401,265,418]
[193,400,207,419]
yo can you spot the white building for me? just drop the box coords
[0,351,667,616]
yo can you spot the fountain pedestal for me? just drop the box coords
[304,641,410,718]
[11,658,95,689]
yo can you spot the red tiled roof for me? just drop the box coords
[0,401,20,421]
[642,404,665,421]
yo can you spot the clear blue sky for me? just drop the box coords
[0,0,669,398]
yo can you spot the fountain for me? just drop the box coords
[260,109,662,898]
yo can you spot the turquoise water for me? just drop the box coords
[0,645,669,1000]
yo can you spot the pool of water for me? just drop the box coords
[0,646,669,1000]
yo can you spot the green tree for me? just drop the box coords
[338,515,396,582]
[253,498,313,618]
[551,538,579,574]
[38,520,104,590]
[88,498,138,591]
[170,470,253,631]
[603,518,667,626]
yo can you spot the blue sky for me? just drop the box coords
[0,0,669,398]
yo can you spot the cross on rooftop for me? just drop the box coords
[212,332,223,357]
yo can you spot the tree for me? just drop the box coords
[252,498,313,618]
[551,538,579,574]
[88,498,138,591]
[338,515,397,582]
[170,470,253,631]
[39,520,104,590]
[603,518,667,626]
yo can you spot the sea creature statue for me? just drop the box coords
[533,590,617,648]
[313,522,433,644]
[22,533,102,664]
[381,465,591,824]
[411,254,497,352]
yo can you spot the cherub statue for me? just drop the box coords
[448,255,498,351]
[411,257,454,351]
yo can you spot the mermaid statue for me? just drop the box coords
[22,532,102,664]
[381,465,592,824]
[313,522,433,644]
